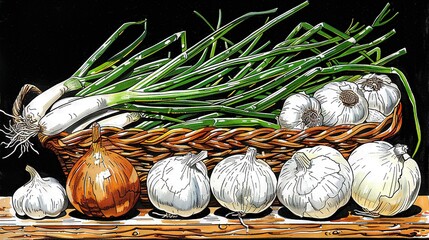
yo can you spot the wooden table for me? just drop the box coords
[1,196,429,238]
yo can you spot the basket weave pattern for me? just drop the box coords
[38,103,402,203]
[14,84,403,204]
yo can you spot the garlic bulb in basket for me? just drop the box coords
[356,74,401,122]
[314,81,369,126]
[12,165,68,219]
[147,151,210,218]
[278,93,323,130]
[210,147,277,216]
[277,146,353,219]
[348,141,421,217]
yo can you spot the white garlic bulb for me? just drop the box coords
[12,165,68,219]
[210,147,277,215]
[277,146,353,219]
[348,141,420,216]
[356,74,401,122]
[314,81,369,126]
[278,93,323,130]
[147,151,210,217]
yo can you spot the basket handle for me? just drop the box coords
[12,84,42,123]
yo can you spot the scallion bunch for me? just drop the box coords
[1,1,420,158]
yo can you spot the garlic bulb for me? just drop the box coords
[348,141,421,217]
[277,146,353,219]
[210,147,277,215]
[314,81,369,126]
[356,74,401,122]
[278,93,323,130]
[12,165,68,219]
[147,151,210,217]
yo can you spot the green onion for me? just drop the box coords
[116,103,277,119]
[2,2,420,159]
[169,118,280,130]
[77,31,187,96]
[128,7,287,90]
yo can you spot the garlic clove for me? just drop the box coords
[195,161,208,176]
[308,174,346,209]
[295,155,343,195]
[300,145,349,166]
[12,186,27,216]
[277,161,308,217]
[22,197,45,219]
[335,100,368,125]
[294,153,346,214]
[162,157,193,193]
[366,109,386,122]
[161,151,208,193]
[376,83,400,114]
[244,161,277,211]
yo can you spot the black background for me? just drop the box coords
[0,0,428,196]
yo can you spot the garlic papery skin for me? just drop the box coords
[278,93,323,130]
[314,81,369,126]
[356,74,401,123]
[147,151,210,217]
[348,141,421,217]
[12,165,68,219]
[210,147,277,215]
[276,146,353,219]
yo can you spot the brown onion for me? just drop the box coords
[66,122,140,218]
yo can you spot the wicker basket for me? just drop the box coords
[14,84,403,205]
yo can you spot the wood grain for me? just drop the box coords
[0,196,428,239]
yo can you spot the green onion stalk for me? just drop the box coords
[1,1,420,159]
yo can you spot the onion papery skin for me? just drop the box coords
[66,124,141,218]
[349,141,421,216]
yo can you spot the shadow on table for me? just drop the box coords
[387,205,422,218]
[16,210,67,220]
[277,204,352,221]
[213,207,273,219]
[68,208,140,221]
[277,200,423,221]
[148,207,211,219]
[352,205,422,218]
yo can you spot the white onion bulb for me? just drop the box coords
[349,141,421,216]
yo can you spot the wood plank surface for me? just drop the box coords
[0,196,428,238]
